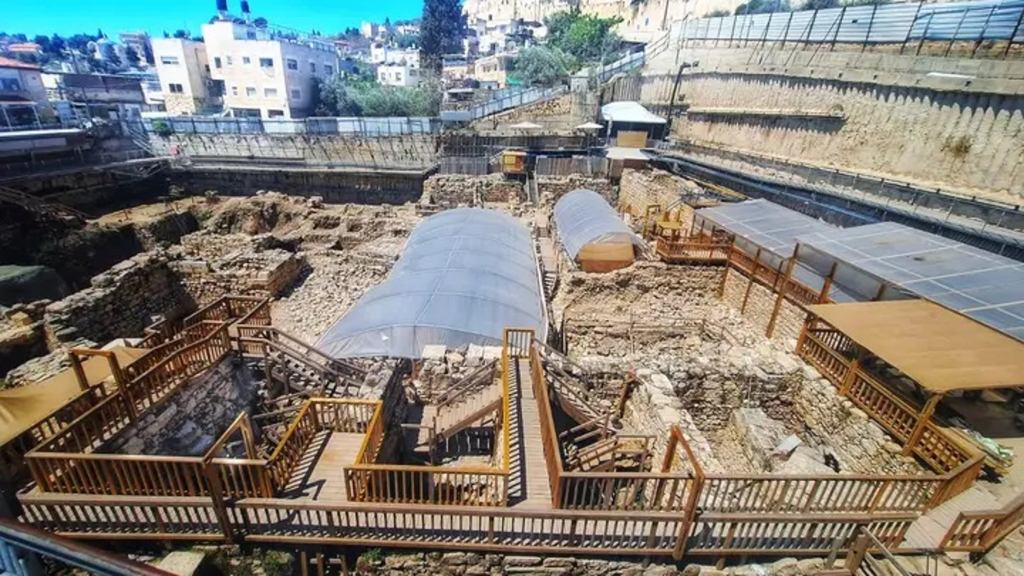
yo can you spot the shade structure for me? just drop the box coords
[795,222,1024,340]
[806,300,1024,393]
[600,102,666,124]
[316,208,547,358]
[695,200,851,301]
[553,189,643,266]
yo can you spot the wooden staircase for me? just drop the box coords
[431,381,502,442]
[902,485,1001,551]
[414,361,504,459]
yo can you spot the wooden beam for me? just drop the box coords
[68,352,89,392]
[740,247,763,313]
[766,252,798,338]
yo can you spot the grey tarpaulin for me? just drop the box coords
[316,208,547,358]
[553,189,644,260]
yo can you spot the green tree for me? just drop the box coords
[315,74,441,117]
[734,0,789,14]
[544,10,623,64]
[511,45,574,86]
[420,0,466,69]
[50,34,66,55]
[172,29,190,39]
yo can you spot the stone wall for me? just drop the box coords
[794,371,920,475]
[170,168,425,205]
[663,69,1024,204]
[421,174,524,206]
[537,175,616,206]
[720,267,808,347]
[618,168,703,222]
[469,94,575,134]
[104,358,260,456]
[42,251,195,347]
[362,549,831,575]
[151,134,438,171]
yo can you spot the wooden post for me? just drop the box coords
[740,247,763,313]
[818,262,838,303]
[616,373,637,419]
[903,393,944,455]
[766,252,798,338]
[69,352,89,392]
[203,465,235,541]
[844,533,870,572]
[661,428,680,473]
[839,346,863,396]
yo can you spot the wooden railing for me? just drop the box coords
[266,402,320,490]
[940,492,1024,552]
[343,353,509,507]
[183,295,269,328]
[655,238,731,263]
[698,475,945,514]
[799,330,977,474]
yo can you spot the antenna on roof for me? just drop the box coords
[241,0,252,21]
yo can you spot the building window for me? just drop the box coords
[242,56,251,65]
[259,58,274,68]
[324,65,333,75]
[226,55,233,65]
[214,57,222,68]
[0,78,22,91]
[290,88,301,99]
[246,87,257,96]
[246,31,257,40]
[309,62,316,73]
[267,109,284,118]
[168,83,184,93]
[231,86,239,96]
[286,58,298,70]
[160,55,179,65]
[264,88,278,97]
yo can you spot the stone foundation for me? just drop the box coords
[619,168,704,220]
[42,251,195,348]
[721,267,808,347]
[422,174,524,206]
[538,175,616,205]
[103,358,260,456]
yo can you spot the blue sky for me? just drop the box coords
[2,0,424,38]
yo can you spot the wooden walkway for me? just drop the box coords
[284,431,365,502]
[902,485,1000,550]
[513,356,553,509]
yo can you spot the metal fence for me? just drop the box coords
[147,116,441,136]
[439,156,492,175]
[535,156,609,177]
[674,0,1024,53]
[457,85,568,121]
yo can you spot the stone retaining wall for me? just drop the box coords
[42,252,194,347]
[422,174,524,206]
[619,168,703,220]
[538,175,616,205]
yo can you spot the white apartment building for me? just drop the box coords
[202,18,339,119]
[151,38,216,115]
[369,45,420,68]
[377,63,420,87]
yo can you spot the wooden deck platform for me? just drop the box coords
[283,431,365,502]
[513,357,553,509]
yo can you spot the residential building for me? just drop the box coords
[377,63,420,87]
[50,72,150,121]
[370,45,420,67]
[152,37,219,115]
[0,56,51,128]
[92,38,129,70]
[472,52,514,88]
[202,16,340,118]
[442,55,470,84]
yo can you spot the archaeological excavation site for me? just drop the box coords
[3,12,1024,575]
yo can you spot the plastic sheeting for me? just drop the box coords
[553,189,644,260]
[316,208,547,358]
[796,222,1024,341]
[695,200,853,301]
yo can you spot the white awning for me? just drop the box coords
[600,102,666,124]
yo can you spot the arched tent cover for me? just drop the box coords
[316,208,547,358]
[553,189,643,271]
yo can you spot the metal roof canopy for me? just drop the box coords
[695,199,852,301]
[807,300,1024,393]
[600,102,666,124]
[795,222,1024,341]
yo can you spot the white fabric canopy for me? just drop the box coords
[316,208,547,358]
[600,101,666,124]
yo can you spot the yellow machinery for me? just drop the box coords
[499,149,528,175]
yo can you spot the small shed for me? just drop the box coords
[600,102,667,146]
[553,189,644,272]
